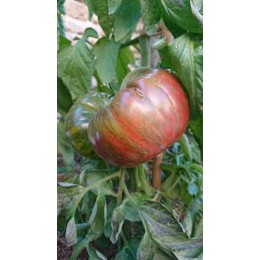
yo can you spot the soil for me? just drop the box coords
[57,232,73,259]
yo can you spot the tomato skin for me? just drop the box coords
[88,69,190,167]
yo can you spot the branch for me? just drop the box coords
[120,36,141,49]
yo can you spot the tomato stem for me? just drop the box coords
[140,34,151,67]
[152,153,163,191]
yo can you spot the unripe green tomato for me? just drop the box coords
[65,92,110,157]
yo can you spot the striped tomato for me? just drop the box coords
[65,92,110,157]
[88,69,190,167]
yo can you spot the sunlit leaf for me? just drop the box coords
[137,201,203,257]
[86,171,117,197]
[94,37,120,84]
[57,28,98,100]
[91,0,114,36]
[113,0,141,41]
[116,47,135,84]
[159,0,203,33]
[87,246,108,260]
[88,191,107,237]
[110,205,125,243]
[66,217,77,247]
[137,232,173,260]
[140,0,161,35]
[108,0,122,14]
[179,134,192,161]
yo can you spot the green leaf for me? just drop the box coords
[137,201,203,256]
[70,237,89,260]
[115,237,141,260]
[188,163,203,175]
[108,0,122,14]
[137,232,174,260]
[57,120,74,172]
[70,234,108,260]
[87,246,108,260]
[157,34,203,151]
[159,0,203,33]
[113,0,141,41]
[104,199,117,238]
[182,211,193,237]
[57,28,98,100]
[67,189,88,220]
[58,182,79,188]
[57,0,65,14]
[140,0,161,35]
[115,247,136,260]
[57,185,83,216]
[189,117,203,155]
[110,198,141,244]
[58,35,71,51]
[94,37,120,84]
[88,191,107,237]
[85,0,94,19]
[123,199,141,222]
[86,172,117,197]
[57,0,65,40]
[110,205,125,243]
[178,134,192,161]
[116,47,135,84]
[66,217,77,247]
[70,192,108,258]
[91,0,114,36]
[57,77,73,116]
[188,134,202,165]
[193,217,203,238]
[160,12,186,38]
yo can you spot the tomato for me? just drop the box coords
[88,69,190,167]
[65,92,110,157]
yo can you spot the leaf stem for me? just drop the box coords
[83,171,121,192]
[152,190,161,201]
[61,171,121,219]
[137,165,155,196]
[122,182,132,200]
[134,167,142,192]
[120,230,129,246]
[117,168,125,205]
[120,36,141,49]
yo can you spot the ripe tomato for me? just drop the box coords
[88,69,190,167]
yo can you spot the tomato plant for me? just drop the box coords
[57,0,203,259]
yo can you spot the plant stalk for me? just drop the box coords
[140,34,151,67]
[120,36,140,49]
[152,153,163,191]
